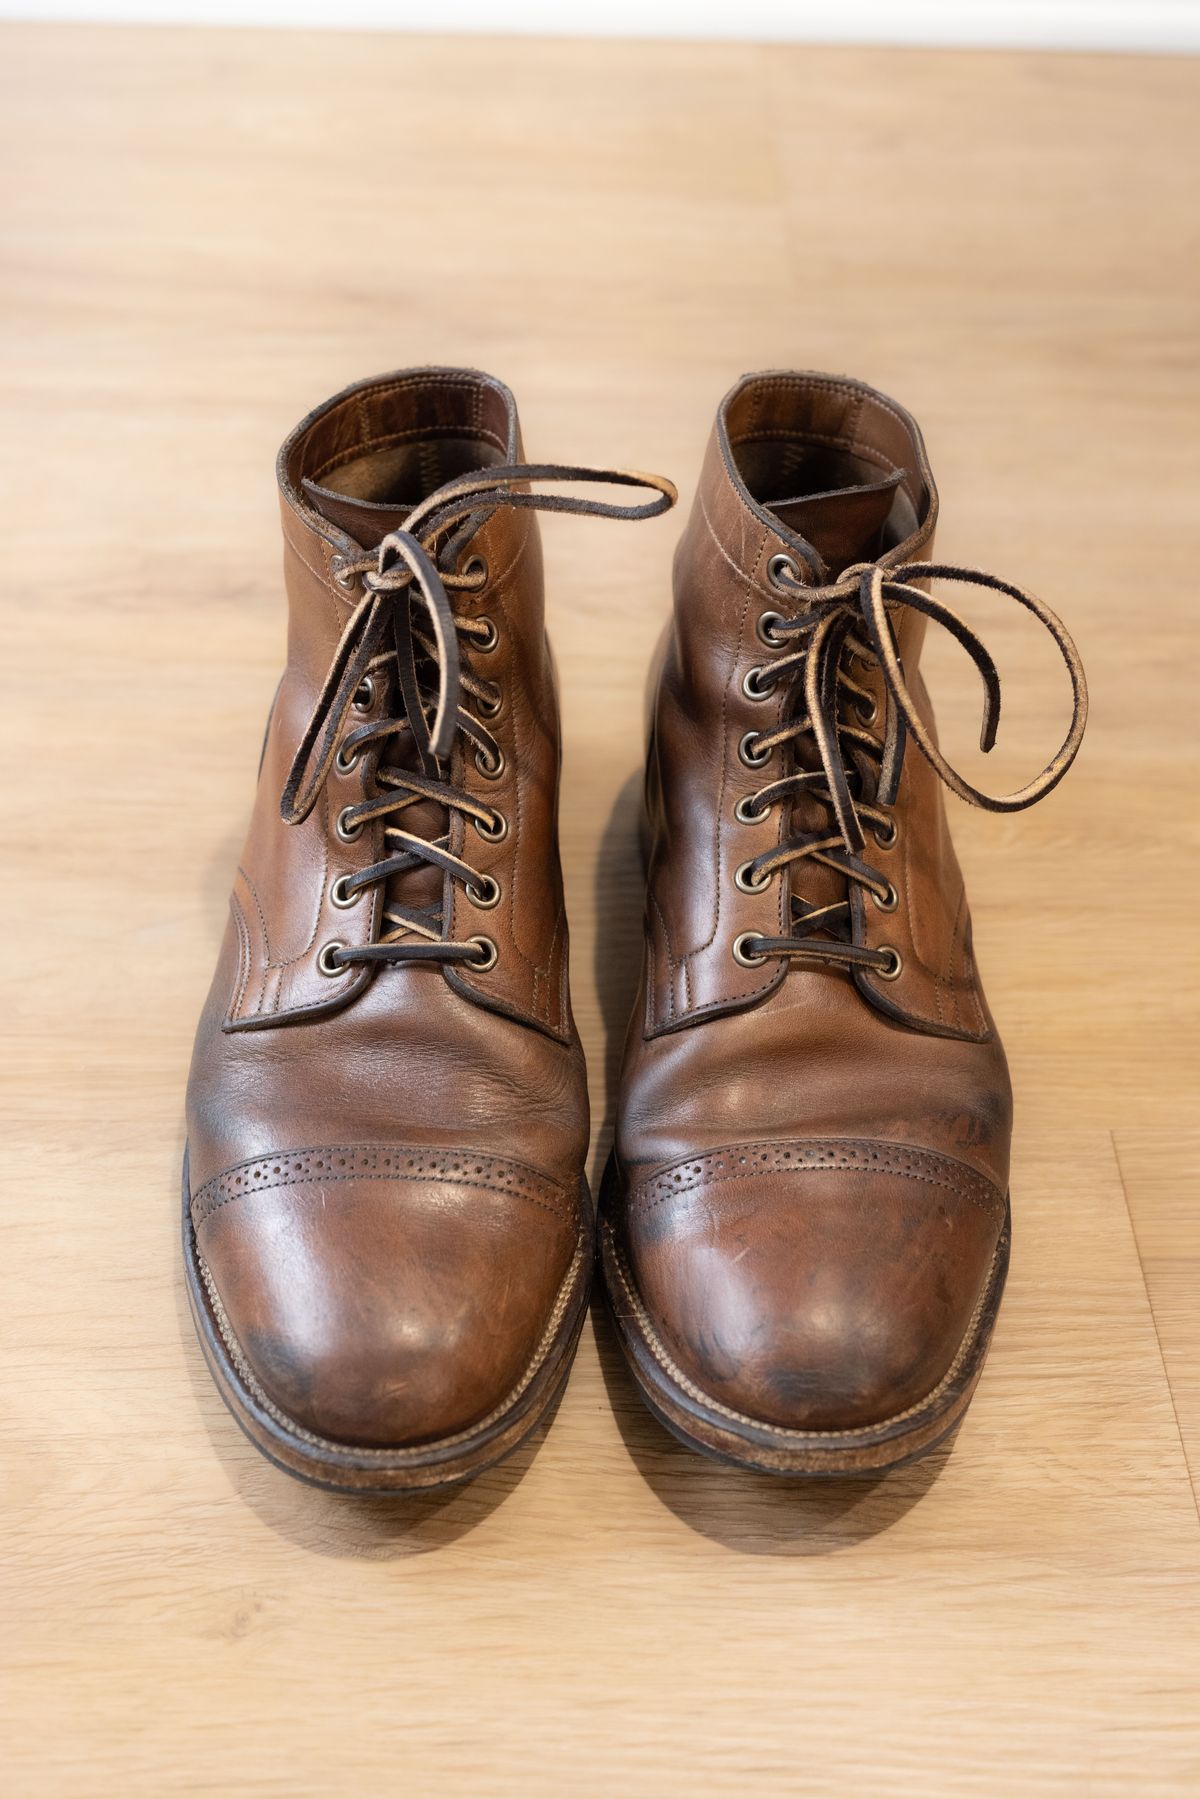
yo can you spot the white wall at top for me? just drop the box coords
[3,0,1199,52]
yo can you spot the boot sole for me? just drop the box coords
[182,1145,592,1494]
[599,1153,1010,1478]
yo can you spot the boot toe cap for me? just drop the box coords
[191,1145,582,1448]
[622,1139,1007,1433]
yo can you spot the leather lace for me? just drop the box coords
[735,555,1088,977]
[281,463,676,971]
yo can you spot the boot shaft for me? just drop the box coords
[645,370,984,1039]
[232,367,569,1038]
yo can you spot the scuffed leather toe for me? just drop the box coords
[621,1139,1007,1432]
[191,1146,582,1448]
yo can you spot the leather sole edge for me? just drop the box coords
[182,1144,593,1494]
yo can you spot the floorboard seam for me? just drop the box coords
[1111,1128,1200,1528]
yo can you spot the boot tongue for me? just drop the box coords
[301,477,419,551]
[767,470,904,577]
[764,470,906,944]
[302,475,448,928]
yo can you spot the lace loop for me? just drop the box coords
[281,461,676,968]
[737,555,1088,976]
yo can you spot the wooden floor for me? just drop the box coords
[2,23,1198,1796]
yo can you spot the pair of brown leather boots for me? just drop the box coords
[184,367,1086,1491]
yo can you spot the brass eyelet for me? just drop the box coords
[742,666,774,702]
[756,610,786,648]
[732,931,768,968]
[474,617,499,653]
[317,940,347,977]
[475,685,503,720]
[466,874,501,910]
[734,794,767,825]
[871,881,898,913]
[331,559,358,593]
[336,806,364,843]
[734,859,771,894]
[474,809,508,843]
[462,553,489,587]
[330,874,360,909]
[466,934,498,972]
[877,946,904,981]
[353,675,377,713]
[767,553,801,591]
[475,746,505,781]
[873,817,898,850]
[738,731,771,769]
[335,741,361,775]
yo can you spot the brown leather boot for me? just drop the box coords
[601,371,1086,1476]
[184,368,673,1491]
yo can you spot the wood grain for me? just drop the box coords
[2,24,1198,1796]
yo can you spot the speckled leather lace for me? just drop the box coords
[733,554,1088,978]
[281,463,676,970]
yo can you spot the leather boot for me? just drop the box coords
[601,371,1086,1476]
[184,367,673,1490]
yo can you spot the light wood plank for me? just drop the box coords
[2,24,1199,1797]
[1117,1132,1200,1512]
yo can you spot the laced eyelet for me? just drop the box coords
[732,931,768,968]
[466,934,498,971]
[876,946,903,981]
[353,675,377,713]
[873,817,898,850]
[872,881,899,913]
[734,795,767,825]
[756,611,787,648]
[475,746,505,781]
[462,553,489,588]
[734,859,771,894]
[317,940,347,977]
[474,809,508,843]
[767,553,801,591]
[331,559,358,593]
[474,617,499,653]
[742,666,774,702]
[466,874,501,910]
[738,731,771,769]
[330,874,360,909]
[475,684,503,720]
[336,806,364,843]
[335,741,361,775]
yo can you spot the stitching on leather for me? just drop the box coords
[310,420,510,486]
[228,893,252,1019]
[950,885,985,1034]
[192,1144,576,1229]
[240,801,325,980]
[727,429,896,479]
[281,526,338,590]
[196,1237,585,1459]
[236,865,272,966]
[736,374,917,444]
[628,1138,1006,1221]
[682,490,777,1004]
[302,376,506,483]
[533,901,565,1029]
[720,376,932,523]
[557,906,571,1029]
[605,1216,1001,1441]
[493,580,532,980]
[648,889,678,1022]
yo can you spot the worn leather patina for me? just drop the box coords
[602,371,1087,1475]
[184,367,674,1490]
